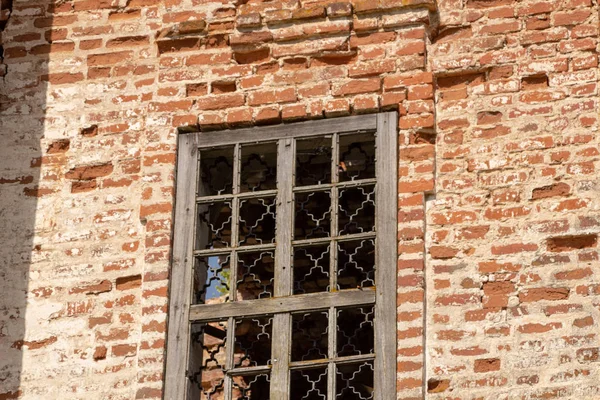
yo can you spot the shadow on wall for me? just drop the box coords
[0,0,50,397]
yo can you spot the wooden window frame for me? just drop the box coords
[164,112,398,400]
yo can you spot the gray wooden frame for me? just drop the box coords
[164,112,398,400]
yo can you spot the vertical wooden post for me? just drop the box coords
[270,138,295,399]
[374,112,398,400]
[164,133,198,400]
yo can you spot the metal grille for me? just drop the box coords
[166,113,398,400]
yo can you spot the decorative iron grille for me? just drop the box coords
[166,113,398,400]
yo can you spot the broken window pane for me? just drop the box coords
[296,136,332,186]
[338,185,375,235]
[295,191,331,240]
[293,245,330,295]
[292,311,328,362]
[241,143,277,193]
[197,201,233,249]
[290,368,328,400]
[189,321,228,400]
[234,315,273,368]
[337,239,375,290]
[236,251,275,301]
[232,374,270,400]
[193,255,231,305]
[337,306,374,357]
[338,133,375,182]
[336,362,374,399]
[199,146,234,196]
[239,197,277,246]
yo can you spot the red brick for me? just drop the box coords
[350,32,396,47]
[430,246,459,259]
[230,31,273,46]
[234,47,271,64]
[70,280,112,295]
[88,51,133,66]
[531,182,570,199]
[492,243,538,255]
[518,1,557,15]
[573,316,594,328]
[248,88,296,106]
[435,294,479,306]
[106,35,149,48]
[93,346,107,361]
[332,78,381,96]
[479,20,521,34]
[48,139,72,154]
[112,343,137,357]
[42,72,85,85]
[116,275,142,291]
[427,379,450,393]
[547,235,597,252]
[518,322,562,333]
[474,358,501,373]
[519,288,570,302]
[196,94,245,110]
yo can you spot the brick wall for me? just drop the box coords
[427,0,600,397]
[0,0,598,399]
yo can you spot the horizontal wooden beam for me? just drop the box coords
[191,114,378,148]
[288,354,374,370]
[189,289,376,321]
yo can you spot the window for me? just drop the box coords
[165,113,398,400]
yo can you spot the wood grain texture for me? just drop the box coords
[188,289,376,321]
[374,111,398,400]
[270,138,295,399]
[193,114,378,148]
[164,133,198,400]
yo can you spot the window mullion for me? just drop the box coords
[224,145,240,400]
[327,306,337,400]
[329,134,339,399]
[224,316,235,400]
[271,138,295,399]
[229,143,241,301]
[329,133,339,292]
[274,138,294,297]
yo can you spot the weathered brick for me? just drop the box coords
[2,0,600,398]
[547,235,597,252]
[519,288,570,302]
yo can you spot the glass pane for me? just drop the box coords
[240,143,277,192]
[294,191,331,240]
[292,311,328,361]
[293,245,330,294]
[338,185,375,235]
[199,146,234,196]
[339,133,375,182]
[236,251,275,301]
[337,239,375,290]
[234,315,273,368]
[189,321,228,400]
[193,255,231,305]
[232,374,270,399]
[336,362,374,399]
[197,201,232,249]
[337,306,374,357]
[239,197,276,246]
[290,368,328,400]
[296,136,332,186]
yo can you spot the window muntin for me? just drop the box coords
[165,113,397,400]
